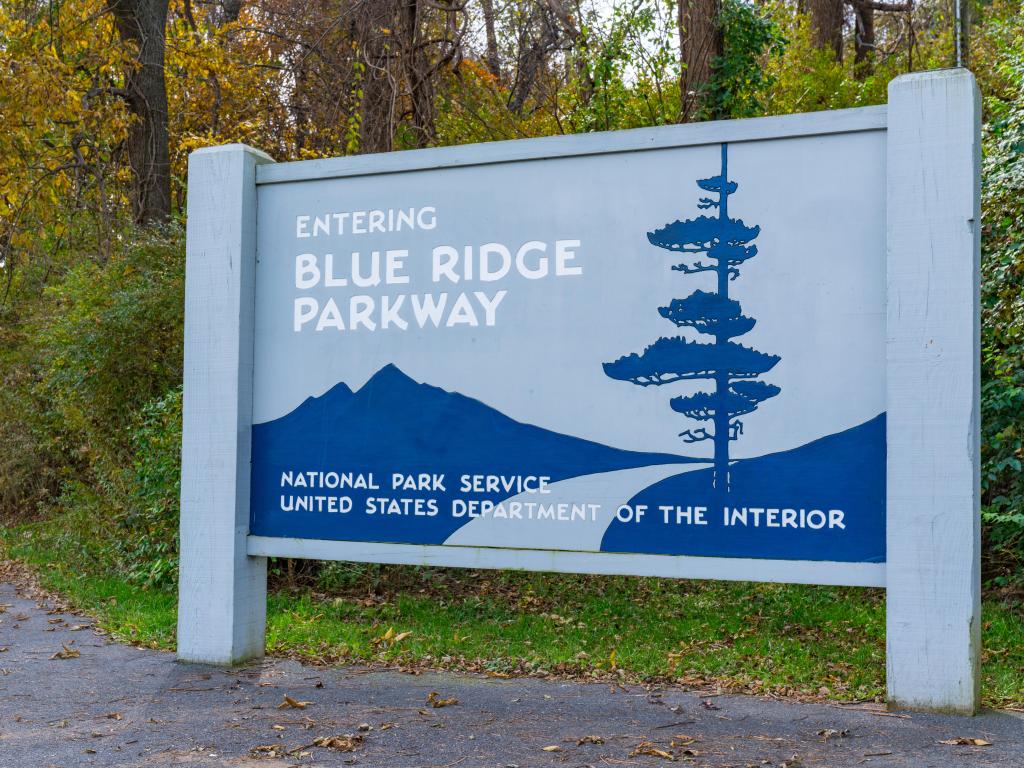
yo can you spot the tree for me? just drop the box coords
[604,144,780,491]
[702,0,784,119]
[678,0,722,120]
[479,0,503,79]
[852,0,875,74]
[807,0,915,72]
[110,0,172,225]
[808,0,844,61]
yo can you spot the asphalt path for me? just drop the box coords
[1,581,1021,767]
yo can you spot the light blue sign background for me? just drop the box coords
[251,130,886,559]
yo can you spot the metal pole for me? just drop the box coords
[950,0,958,66]
[955,0,969,68]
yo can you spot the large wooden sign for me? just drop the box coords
[178,70,981,714]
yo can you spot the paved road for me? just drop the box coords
[1,582,1021,767]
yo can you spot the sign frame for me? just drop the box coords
[178,69,980,714]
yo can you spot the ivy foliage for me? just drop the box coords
[980,54,1024,582]
[702,0,786,120]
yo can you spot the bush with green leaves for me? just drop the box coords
[980,55,1024,584]
[34,225,184,467]
[115,386,182,587]
[0,223,186,584]
[702,0,786,120]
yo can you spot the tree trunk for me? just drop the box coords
[110,0,171,225]
[352,0,398,154]
[508,5,560,113]
[808,0,844,62]
[853,1,874,78]
[399,0,437,148]
[221,0,243,22]
[677,0,722,121]
[480,0,502,79]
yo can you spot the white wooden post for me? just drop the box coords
[886,69,981,714]
[178,144,274,664]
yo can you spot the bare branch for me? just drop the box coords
[848,0,912,12]
[672,261,717,274]
[681,428,713,443]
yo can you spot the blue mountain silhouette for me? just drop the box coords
[250,364,698,544]
[600,413,886,562]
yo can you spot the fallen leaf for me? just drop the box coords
[250,744,285,758]
[426,691,458,708]
[671,735,697,747]
[818,728,850,741]
[103,712,123,720]
[276,694,312,710]
[630,741,676,760]
[50,644,80,660]
[541,745,562,752]
[700,699,720,710]
[379,722,396,731]
[939,737,992,746]
[577,735,605,745]
[313,734,363,751]
[393,631,413,643]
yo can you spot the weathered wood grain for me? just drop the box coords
[178,144,274,665]
[885,69,982,714]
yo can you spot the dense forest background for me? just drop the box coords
[0,0,1021,591]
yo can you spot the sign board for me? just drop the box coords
[178,70,981,714]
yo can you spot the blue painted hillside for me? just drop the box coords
[600,414,886,562]
[250,364,698,544]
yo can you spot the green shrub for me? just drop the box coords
[35,224,185,468]
[0,223,186,583]
[115,386,182,588]
[0,368,61,518]
[980,55,1024,584]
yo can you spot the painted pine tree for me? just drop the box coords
[604,143,780,491]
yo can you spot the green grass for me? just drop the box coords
[3,509,1023,708]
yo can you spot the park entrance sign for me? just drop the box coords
[179,70,981,714]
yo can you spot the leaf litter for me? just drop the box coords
[426,691,458,707]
